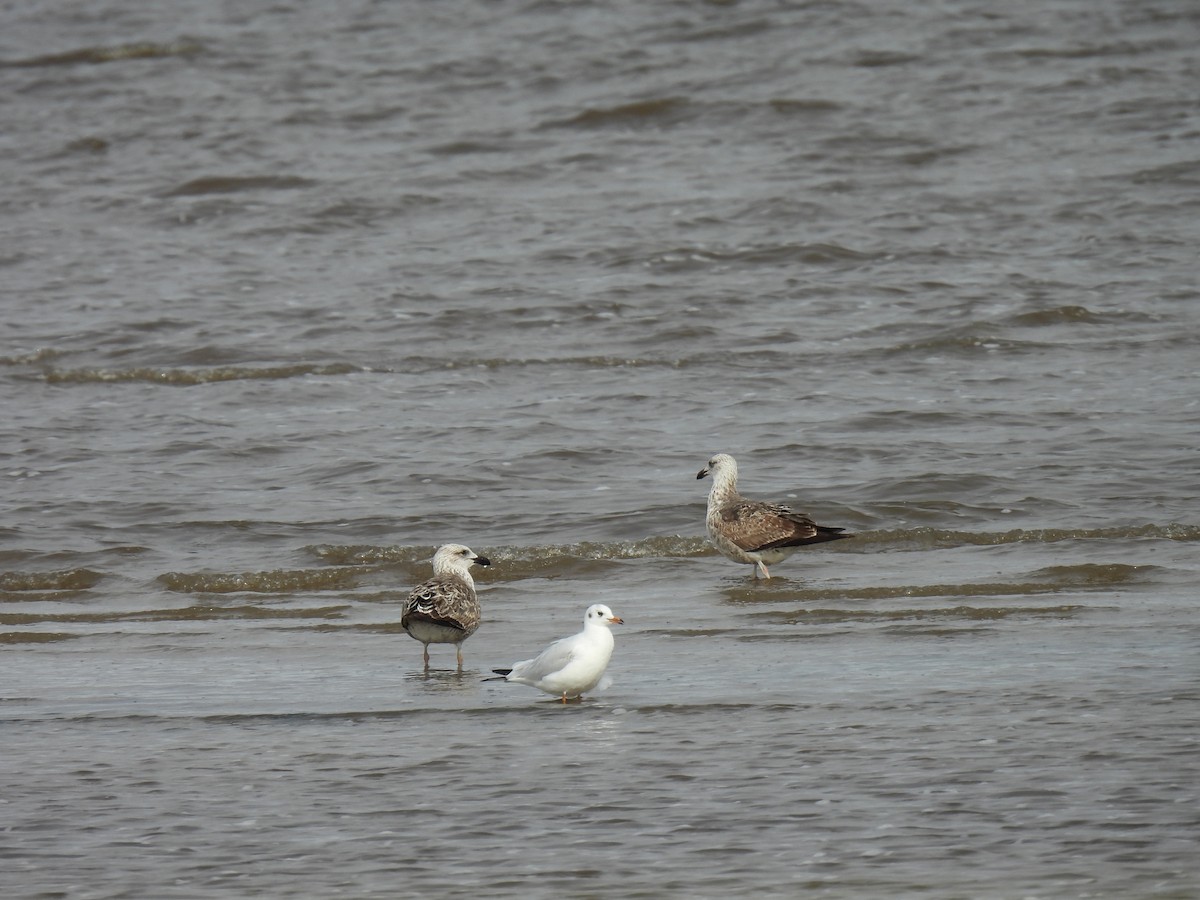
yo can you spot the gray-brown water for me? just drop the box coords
[3,1,1198,898]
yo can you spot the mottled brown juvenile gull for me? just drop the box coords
[401,543,490,671]
[488,604,623,703]
[696,453,850,580]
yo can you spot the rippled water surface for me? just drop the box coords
[2,1,1198,897]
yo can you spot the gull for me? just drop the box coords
[490,604,623,703]
[696,453,850,580]
[401,543,490,670]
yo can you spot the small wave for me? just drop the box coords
[721,563,1168,608]
[0,41,203,68]
[56,137,110,157]
[0,631,79,644]
[1005,305,1161,328]
[1026,563,1157,586]
[547,97,692,129]
[850,50,922,67]
[600,241,876,273]
[730,578,1101,605]
[427,140,513,156]
[476,539,708,579]
[495,537,707,561]
[305,527,1193,573]
[1,348,66,367]
[768,98,842,115]
[885,333,1047,356]
[268,195,446,236]
[855,524,1199,549]
[307,536,709,569]
[548,96,850,131]
[750,604,1085,626]
[1009,41,1163,62]
[305,544,431,566]
[397,355,692,373]
[882,306,1163,355]
[1008,305,1104,327]
[158,568,361,594]
[42,363,364,386]
[678,18,773,43]
[724,242,875,265]
[3,605,349,627]
[1127,159,1200,187]
[0,569,103,594]
[162,175,316,197]
[174,604,349,621]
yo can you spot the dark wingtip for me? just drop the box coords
[491,668,512,676]
[816,529,853,545]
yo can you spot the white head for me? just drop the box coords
[696,453,738,485]
[431,543,491,579]
[583,603,624,627]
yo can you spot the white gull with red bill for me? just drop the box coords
[490,604,623,702]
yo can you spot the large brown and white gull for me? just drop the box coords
[696,453,850,580]
[401,543,491,670]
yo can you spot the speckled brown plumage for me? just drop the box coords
[400,543,490,669]
[697,453,849,580]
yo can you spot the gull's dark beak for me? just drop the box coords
[696,466,710,480]
[474,556,492,567]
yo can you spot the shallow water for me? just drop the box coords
[2,1,1199,897]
